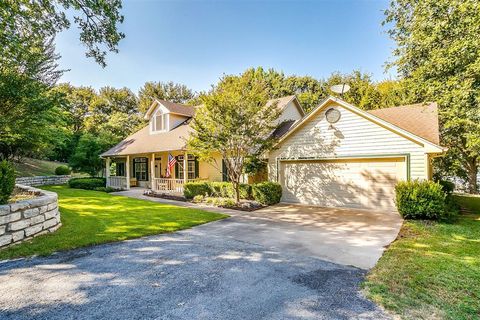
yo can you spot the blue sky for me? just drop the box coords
[56,0,395,93]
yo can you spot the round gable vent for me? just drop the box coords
[325,108,341,124]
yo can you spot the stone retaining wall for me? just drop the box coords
[0,185,61,248]
[15,175,71,186]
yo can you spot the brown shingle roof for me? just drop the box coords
[144,99,195,119]
[368,102,440,145]
[100,121,192,157]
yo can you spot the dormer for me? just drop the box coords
[144,99,196,134]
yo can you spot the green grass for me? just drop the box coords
[0,185,228,260]
[13,158,67,177]
[453,193,480,214]
[363,213,480,319]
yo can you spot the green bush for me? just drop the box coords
[438,180,455,194]
[68,177,106,190]
[205,197,236,207]
[184,181,252,200]
[94,186,117,193]
[395,180,454,220]
[192,195,204,203]
[54,165,71,175]
[184,182,211,199]
[252,182,282,205]
[0,160,15,205]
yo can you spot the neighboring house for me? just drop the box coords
[100,95,304,191]
[101,95,444,212]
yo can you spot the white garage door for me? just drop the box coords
[280,158,406,212]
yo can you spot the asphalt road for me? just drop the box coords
[0,215,391,320]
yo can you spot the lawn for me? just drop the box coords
[0,185,228,260]
[453,193,480,214]
[363,211,480,319]
[13,158,67,177]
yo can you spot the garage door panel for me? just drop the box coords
[280,158,405,211]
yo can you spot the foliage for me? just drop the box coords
[54,165,71,175]
[395,180,454,220]
[188,69,282,202]
[69,133,115,176]
[138,81,197,113]
[438,180,455,195]
[183,181,252,200]
[204,197,236,208]
[244,156,267,176]
[0,160,15,205]
[184,182,211,199]
[93,186,117,193]
[13,158,67,177]
[0,185,227,260]
[192,195,205,203]
[68,177,106,190]
[363,214,480,319]
[452,194,480,214]
[384,0,480,193]
[252,182,282,205]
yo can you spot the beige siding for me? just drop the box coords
[169,114,189,130]
[199,153,223,182]
[269,101,428,181]
[277,100,303,124]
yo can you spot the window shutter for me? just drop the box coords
[175,157,179,179]
[195,157,199,178]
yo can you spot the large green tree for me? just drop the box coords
[385,0,480,193]
[188,70,282,202]
[0,0,124,160]
[138,81,197,113]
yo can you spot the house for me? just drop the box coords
[101,95,444,212]
[100,95,305,191]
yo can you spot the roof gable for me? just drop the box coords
[144,99,195,120]
[277,96,444,152]
[267,95,305,117]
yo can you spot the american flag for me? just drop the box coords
[166,153,176,177]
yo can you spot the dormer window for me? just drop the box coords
[152,110,168,132]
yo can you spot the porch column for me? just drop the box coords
[183,152,188,183]
[125,155,130,190]
[105,157,111,187]
[150,153,155,191]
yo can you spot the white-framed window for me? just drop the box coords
[152,110,168,132]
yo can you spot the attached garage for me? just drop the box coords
[280,157,406,212]
[268,96,445,212]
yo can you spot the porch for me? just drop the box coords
[105,151,224,193]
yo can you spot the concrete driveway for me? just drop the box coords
[0,198,401,319]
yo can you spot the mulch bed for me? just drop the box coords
[143,190,265,212]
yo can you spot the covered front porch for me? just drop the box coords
[104,151,224,193]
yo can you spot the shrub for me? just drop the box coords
[395,180,453,220]
[68,177,106,190]
[438,180,455,194]
[0,160,15,205]
[205,197,236,207]
[184,182,211,199]
[210,182,234,198]
[94,186,117,193]
[252,182,282,205]
[192,195,204,203]
[55,165,71,175]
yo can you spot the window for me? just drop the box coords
[153,111,168,132]
[133,158,148,181]
[176,155,197,179]
[115,162,125,176]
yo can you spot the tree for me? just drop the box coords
[69,132,114,176]
[385,0,480,193]
[188,70,282,203]
[138,81,197,113]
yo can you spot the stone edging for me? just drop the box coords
[0,184,61,248]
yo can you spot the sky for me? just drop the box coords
[55,0,396,93]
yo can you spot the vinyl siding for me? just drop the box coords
[276,100,303,124]
[268,101,429,181]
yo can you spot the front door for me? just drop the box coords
[155,159,162,178]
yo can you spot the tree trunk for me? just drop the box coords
[232,181,240,204]
[467,160,478,194]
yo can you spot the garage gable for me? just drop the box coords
[277,96,443,153]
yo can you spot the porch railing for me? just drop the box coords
[152,178,206,193]
[107,176,127,189]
